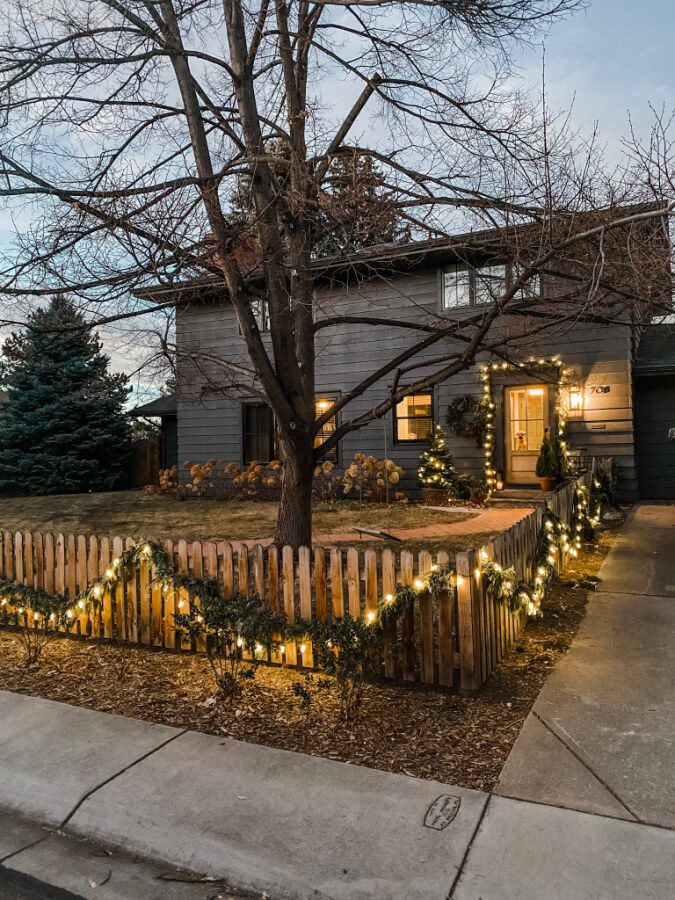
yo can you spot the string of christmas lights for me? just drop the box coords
[481,355,573,495]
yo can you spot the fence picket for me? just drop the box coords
[163,539,176,649]
[418,550,434,684]
[400,550,415,682]
[282,545,297,666]
[381,549,397,679]
[329,549,344,619]
[346,548,360,619]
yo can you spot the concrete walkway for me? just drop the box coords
[0,505,673,898]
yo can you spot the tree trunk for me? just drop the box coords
[274,437,315,549]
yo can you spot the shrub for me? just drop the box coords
[297,615,382,721]
[449,474,489,505]
[342,454,404,502]
[0,584,75,666]
[313,459,343,501]
[174,592,285,695]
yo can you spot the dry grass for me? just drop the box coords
[0,491,475,542]
[0,520,624,791]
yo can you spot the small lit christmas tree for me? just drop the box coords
[418,425,456,488]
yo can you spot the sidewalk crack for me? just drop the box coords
[59,728,188,830]
[446,795,492,899]
[531,711,643,824]
[0,832,51,866]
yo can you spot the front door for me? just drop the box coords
[504,385,549,485]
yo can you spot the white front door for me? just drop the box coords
[504,385,549,485]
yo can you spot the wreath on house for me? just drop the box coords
[446,395,489,447]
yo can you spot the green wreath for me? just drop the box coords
[446,395,489,447]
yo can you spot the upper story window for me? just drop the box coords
[475,263,507,305]
[394,392,433,442]
[443,261,541,308]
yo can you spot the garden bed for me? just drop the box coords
[0,520,623,791]
[0,492,475,542]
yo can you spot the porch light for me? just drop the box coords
[527,388,544,396]
[568,385,583,419]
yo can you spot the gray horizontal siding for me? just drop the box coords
[175,266,638,499]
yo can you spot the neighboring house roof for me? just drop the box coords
[128,394,177,417]
[634,325,675,376]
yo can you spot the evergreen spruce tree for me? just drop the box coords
[417,425,456,488]
[0,297,131,495]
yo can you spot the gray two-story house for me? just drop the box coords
[144,222,673,502]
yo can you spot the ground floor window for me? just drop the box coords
[315,396,338,460]
[394,392,433,442]
[242,403,275,464]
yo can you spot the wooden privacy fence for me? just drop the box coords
[0,470,595,692]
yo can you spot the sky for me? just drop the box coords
[0,0,673,388]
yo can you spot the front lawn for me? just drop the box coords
[0,491,476,542]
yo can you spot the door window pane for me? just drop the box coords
[510,387,546,451]
[395,393,433,441]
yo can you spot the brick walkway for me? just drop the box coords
[233,507,533,549]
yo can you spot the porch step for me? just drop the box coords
[486,488,553,508]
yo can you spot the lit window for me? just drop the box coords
[442,265,471,308]
[509,387,546,452]
[315,396,338,459]
[395,393,433,442]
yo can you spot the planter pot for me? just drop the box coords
[538,476,557,493]
[422,486,449,506]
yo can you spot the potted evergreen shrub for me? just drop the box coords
[535,430,558,492]
[417,425,456,505]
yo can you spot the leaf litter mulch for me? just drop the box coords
[0,518,623,793]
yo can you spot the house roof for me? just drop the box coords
[128,394,177,417]
[634,324,675,375]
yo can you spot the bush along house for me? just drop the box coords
[141,210,671,503]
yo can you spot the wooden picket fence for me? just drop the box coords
[0,469,597,692]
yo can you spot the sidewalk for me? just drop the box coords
[0,505,673,898]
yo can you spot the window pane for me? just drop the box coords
[475,263,506,305]
[243,404,273,463]
[513,269,541,299]
[251,299,269,332]
[509,388,546,451]
[315,397,337,458]
[396,393,433,441]
[443,266,471,308]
